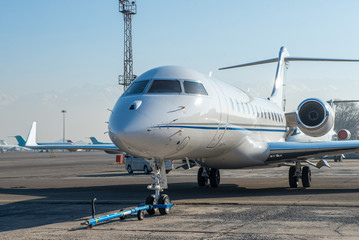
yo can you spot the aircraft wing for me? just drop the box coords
[267,141,359,163]
[23,121,122,153]
[25,142,122,153]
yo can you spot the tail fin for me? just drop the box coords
[89,137,102,144]
[15,135,27,146]
[219,46,359,111]
[25,122,38,146]
[268,46,289,110]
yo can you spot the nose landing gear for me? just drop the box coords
[146,160,173,215]
[197,167,220,188]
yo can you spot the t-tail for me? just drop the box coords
[269,46,288,110]
[219,46,359,111]
[15,135,27,147]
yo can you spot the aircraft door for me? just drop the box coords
[207,82,228,148]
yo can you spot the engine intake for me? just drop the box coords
[296,98,334,137]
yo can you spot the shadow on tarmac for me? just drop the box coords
[1,182,359,232]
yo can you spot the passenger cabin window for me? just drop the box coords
[124,80,149,95]
[148,80,181,93]
[183,81,208,95]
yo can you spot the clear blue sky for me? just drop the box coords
[1,0,359,143]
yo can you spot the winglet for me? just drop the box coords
[25,122,38,146]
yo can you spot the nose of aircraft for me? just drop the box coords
[108,96,184,158]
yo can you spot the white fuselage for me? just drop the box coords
[109,66,286,169]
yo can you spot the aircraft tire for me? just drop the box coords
[158,194,171,215]
[302,166,311,188]
[145,194,157,215]
[289,166,298,188]
[197,167,207,187]
[127,165,133,174]
[209,168,220,188]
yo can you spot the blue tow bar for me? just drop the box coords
[83,199,174,228]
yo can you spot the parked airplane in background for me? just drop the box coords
[0,140,30,153]
[24,122,120,154]
[25,47,359,213]
[14,135,73,147]
[89,137,111,145]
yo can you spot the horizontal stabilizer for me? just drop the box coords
[219,57,359,70]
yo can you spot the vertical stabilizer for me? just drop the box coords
[25,122,38,146]
[269,46,289,110]
[90,137,101,144]
[15,135,26,146]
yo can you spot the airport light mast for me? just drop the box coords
[118,0,137,91]
[61,110,67,143]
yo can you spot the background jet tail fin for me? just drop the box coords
[15,135,27,146]
[25,122,38,146]
[90,137,100,144]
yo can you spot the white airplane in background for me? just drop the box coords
[26,46,359,212]
[0,140,30,153]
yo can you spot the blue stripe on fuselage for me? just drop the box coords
[154,125,286,132]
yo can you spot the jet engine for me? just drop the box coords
[296,98,334,137]
[337,129,351,140]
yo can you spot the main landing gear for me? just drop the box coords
[146,160,173,215]
[197,167,220,188]
[288,161,311,188]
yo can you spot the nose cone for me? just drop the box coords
[108,96,184,158]
[108,96,151,157]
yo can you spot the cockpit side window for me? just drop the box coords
[123,80,149,95]
[183,81,208,95]
[148,80,182,93]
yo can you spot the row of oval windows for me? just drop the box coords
[228,98,284,123]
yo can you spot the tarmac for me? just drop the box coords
[1,151,359,239]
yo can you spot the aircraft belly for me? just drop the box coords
[197,136,270,169]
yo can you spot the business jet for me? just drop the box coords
[26,46,359,212]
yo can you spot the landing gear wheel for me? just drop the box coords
[209,168,220,188]
[302,166,311,188]
[144,165,150,174]
[145,194,157,215]
[127,165,133,174]
[158,194,171,215]
[289,166,298,188]
[197,167,207,187]
[137,210,145,220]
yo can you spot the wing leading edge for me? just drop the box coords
[267,141,359,163]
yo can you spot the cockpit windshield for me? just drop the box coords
[148,80,181,93]
[123,80,149,95]
[183,81,208,95]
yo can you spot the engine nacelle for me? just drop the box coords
[337,129,351,140]
[296,98,334,137]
